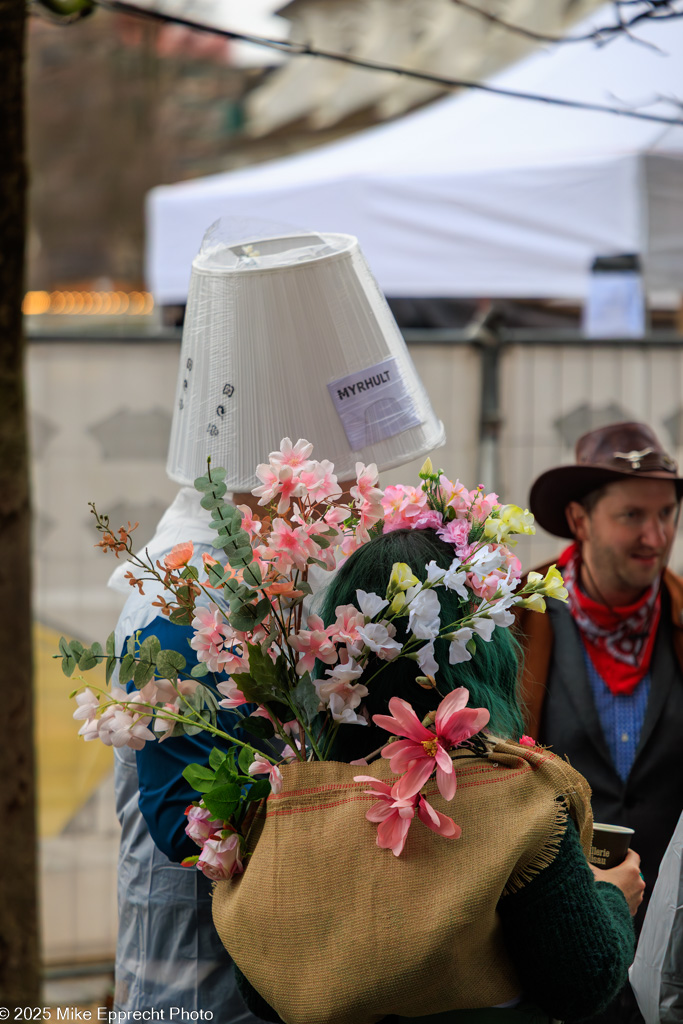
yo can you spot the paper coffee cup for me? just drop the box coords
[589,823,634,868]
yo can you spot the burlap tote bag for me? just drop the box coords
[213,740,592,1024]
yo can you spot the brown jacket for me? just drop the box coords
[515,564,683,738]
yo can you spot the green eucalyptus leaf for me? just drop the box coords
[169,607,193,626]
[105,655,117,685]
[190,661,209,679]
[182,763,216,793]
[193,474,212,492]
[119,653,136,686]
[133,659,156,688]
[181,565,200,581]
[243,561,262,587]
[209,467,227,483]
[78,648,99,672]
[156,648,187,681]
[206,563,225,586]
[106,631,115,657]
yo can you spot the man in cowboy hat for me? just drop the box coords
[517,421,683,1023]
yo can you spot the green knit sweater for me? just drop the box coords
[233,816,634,1024]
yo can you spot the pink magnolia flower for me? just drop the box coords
[248,758,283,795]
[164,541,194,571]
[417,795,461,839]
[354,776,418,856]
[185,804,223,848]
[196,833,244,880]
[374,690,490,800]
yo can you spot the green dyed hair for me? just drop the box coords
[318,528,524,762]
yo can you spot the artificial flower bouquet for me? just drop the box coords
[64,439,567,876]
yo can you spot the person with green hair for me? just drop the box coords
[236,525,644,1024]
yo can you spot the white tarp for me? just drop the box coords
[146,4,683,303]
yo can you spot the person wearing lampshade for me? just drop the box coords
[110,228,445,1018]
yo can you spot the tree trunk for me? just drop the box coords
[0,0,40,1009]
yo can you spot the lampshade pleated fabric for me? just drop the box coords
[166,231,445,489]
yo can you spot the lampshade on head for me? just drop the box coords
[166,228,445,489]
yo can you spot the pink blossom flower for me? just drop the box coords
[470,489,500,523]
[442,477,472,517]
[268,437,314,470]
[266,519,317,572]
[298,459,341,503]
[164,541,194,571]
[98,708,156,750]
[436,518,471,555]
[248,758,283,794]
[354,776,418,856]
[196,833,244,880]
[190,606,246,674]
[235,504,263,539]
[356,622,402,660]
[519,734,537,748]
[374,690,490,800]
[350,462,383,505]
[289,614,338,675]
[329,605,365,647]
[185,804,224,848]
[216,678,249,709]
[410,509,443,531]
[73,688,99,722]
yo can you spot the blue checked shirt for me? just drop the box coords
[582,647,650,782]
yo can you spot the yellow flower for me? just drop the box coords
[388,562,420,594]
[540,564,568,602]
[484,505,535,543]
[521,593,546,613]
[419,456,434,478]
[389,592,407,615]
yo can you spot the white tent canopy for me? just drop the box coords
[147,4,683,303]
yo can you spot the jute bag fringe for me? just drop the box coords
[213,741,593,1024]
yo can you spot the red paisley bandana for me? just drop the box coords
[557,543,661,696]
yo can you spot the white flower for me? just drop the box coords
[356,622,403,660]
[356,590,389,619]
[72,688,99,721]
[442,562,469,599]
[448,627,473,665]
[329,693,367,725]
[408,588,441,640]
[467,545,506,576]
[488,605,515,628]
[425,560,446,587]
[472,617,495,643]
[416,641,439,678]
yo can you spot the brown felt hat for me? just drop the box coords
[529,421,683,538]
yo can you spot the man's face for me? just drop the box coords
[567,478,679,603]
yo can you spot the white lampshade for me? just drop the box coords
[166,228,445,489]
